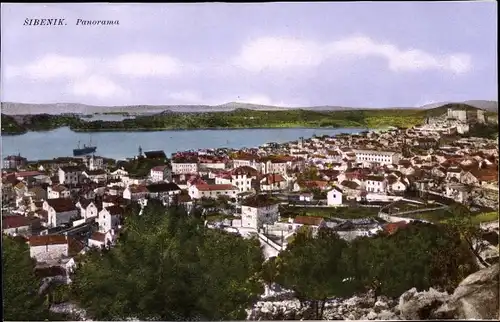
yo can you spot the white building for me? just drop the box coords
[76,200,99,220]
[327,186,343,206]
[353,150,402,166]
[29,235,69,263]
[364,176,387,193]
[97,206,123,233]
[445,184,470,204]
[42,199,79,228]
[215,166,259,193]
[150,165,172,182]
[58,166,83,185]
[171,161,198,175]
[259,159,288,176]
[47,185,71,199]
[188,184,239,200]
[240,195,280,229]
[88,231,114,249]
[231,155,261,172]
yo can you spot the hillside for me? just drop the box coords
[420,100,498,113]
[1,100,496,116]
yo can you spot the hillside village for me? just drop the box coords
[2,106,499,296]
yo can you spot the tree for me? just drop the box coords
[3,236,55,321]
[344,222,479,298]
[446,202,491,267]
[70,203,264,320]
[271,227,353,319]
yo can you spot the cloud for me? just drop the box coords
[110,53,195,77]
[5,54,89,79]
[70,75,126,98]
[233,35,472,74]
[232,37,325,72]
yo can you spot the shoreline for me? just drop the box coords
[2,125,371,135]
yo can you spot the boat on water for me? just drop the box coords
[73,138,97,157]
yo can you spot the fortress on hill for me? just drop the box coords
[446,107,486,124]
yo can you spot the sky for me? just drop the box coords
[1,2,497,108]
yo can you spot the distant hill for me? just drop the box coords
[1,100,497,115]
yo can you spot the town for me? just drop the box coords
[2,105,499,319]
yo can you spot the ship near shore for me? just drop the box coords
[73,139,97,157]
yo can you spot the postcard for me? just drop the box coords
[1,3,498,322]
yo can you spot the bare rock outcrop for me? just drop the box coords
[434,263,499,320]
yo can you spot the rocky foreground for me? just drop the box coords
[247,263,499,320]
[51,264,498,320]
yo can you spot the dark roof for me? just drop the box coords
[46,198,77,212]
[60,166,84,172]
[293,216,325,226]
[144,150,167,159]
[85,169,106,175]
[104,205,125,216]
[2,215,32,229]
[146,182,181,193]
[78,199,94,209]
[34,266,67,278]
[232,166,259,177]
[241,194,280,208]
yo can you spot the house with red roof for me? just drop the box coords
[260,173,287,191]
[150,165,172,182]
[382,221,408,235]
[215,166,260,193]
[88,231,113,249]
[2,215,32,236]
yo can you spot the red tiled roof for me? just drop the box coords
[293,216,325,226]
[46,198,77,212]
[151,165,168,172]
[29,234,67,247]
[263,173,285,184]
[15,171,42,177]
[383,221,408,235]
[195,184,237,191]
[90,232,107,242]
[2,216,32,229]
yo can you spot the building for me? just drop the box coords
[240,195,280,229]
[47,185,71,199]
[231,154,261,172]
[259,158,288,176]
[123,184,149,200]
[2,215,32,236]
[58,166,84,186]
[327,186,343,206]
[260,173,287,191]
[3,154,28,169]
[42,198,79,228]
[364,175,387,193]
[188,184,239,200]
[353,150,402,166]
[97,206,123,233]
[88,231,114,249]
[29,235,69,263]
[215,166,259,193]
[171,161,198,175]
[76,199,99,220]
[150,165,172,182]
